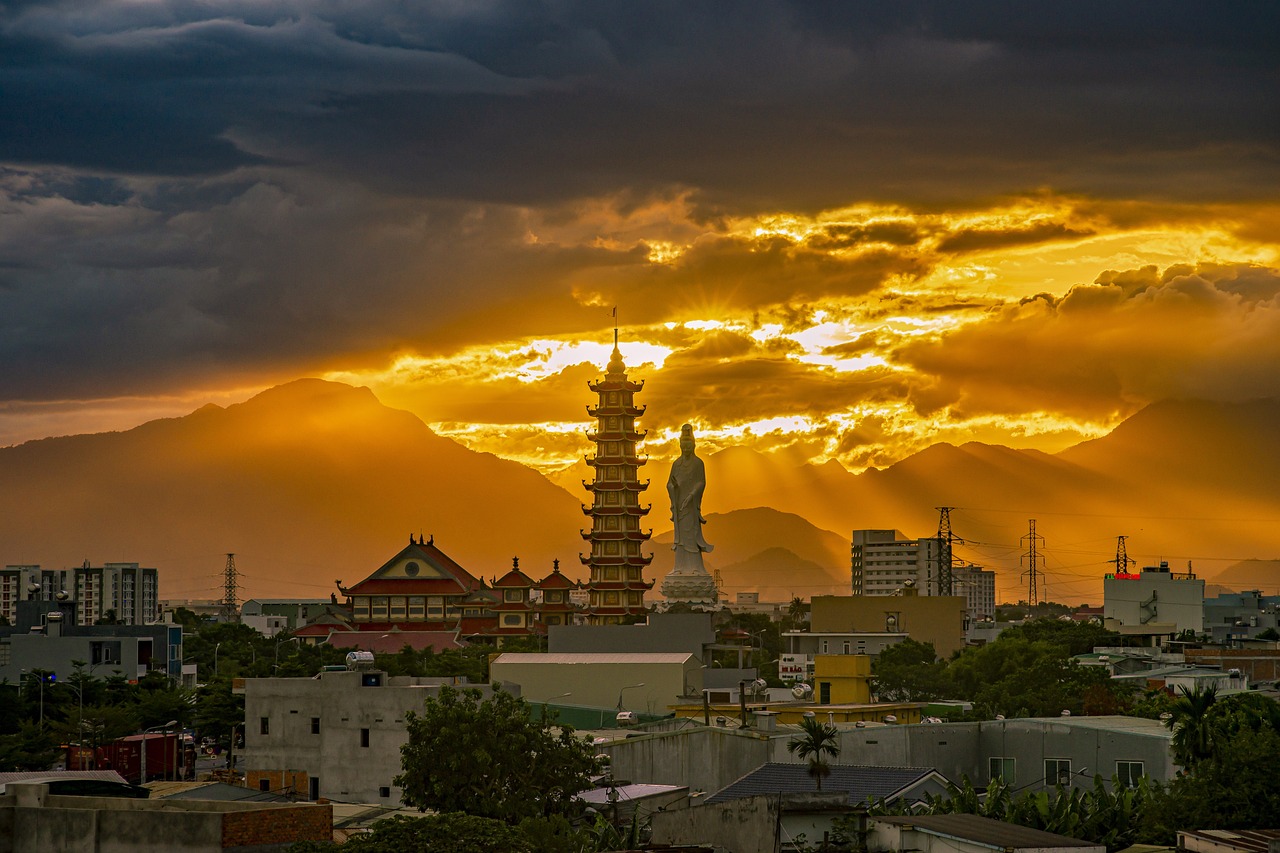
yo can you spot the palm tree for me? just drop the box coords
[788,716,840,790]
[1165,684,1217,768]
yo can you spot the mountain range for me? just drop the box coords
[1,380,1278,604]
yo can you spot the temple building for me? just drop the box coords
[329,536,583,648]
[580,335,655,624]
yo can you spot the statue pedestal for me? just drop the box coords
[660,568,720,610]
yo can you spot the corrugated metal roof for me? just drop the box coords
[492,653,694,664]
[706,763,941,806]
[0,770,126,785]
[1181,829,1280,853]
[876,813,1103,849]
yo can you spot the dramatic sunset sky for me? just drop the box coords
[3,2,1278,481]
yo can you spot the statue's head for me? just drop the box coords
[679,423,695,456]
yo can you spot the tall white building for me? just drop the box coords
[851,529,941,596]
[1103,561,1204,634]
[952,564,997,622]
[74,562,160,625]
[0,566,71,625]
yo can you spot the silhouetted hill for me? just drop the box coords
[0,379,582,597]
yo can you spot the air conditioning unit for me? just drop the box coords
[615,711,637,726]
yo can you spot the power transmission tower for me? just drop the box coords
[221,553,240,622]
[1021,519,1045,606]
[935,507,962,596]
[1111,536,1136,576]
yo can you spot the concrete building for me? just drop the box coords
[489,652,699,713]
[1202,590,1280,645]
[73,562,160,626]
[604,714,1176,798]
[851,529,941,596]
[549,612,716,659]
[811,592,967,658]
[781,631,907,682]
[1103,561,1204,635]
[0,781,331,852]
[238,670,502,806]
[240,599,333,632]
[953,564,997,622]
[0,599,188,686]
[868,814,1105,853]
[1,566,70,625]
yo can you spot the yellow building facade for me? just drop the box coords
[810,593,967,658]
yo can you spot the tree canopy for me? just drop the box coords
[396,685,596,824]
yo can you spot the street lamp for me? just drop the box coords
[141,719,178,783]
[616,683,645,711]
[274,635,300,667]
[20,669,52,730]
[214,642,221,678]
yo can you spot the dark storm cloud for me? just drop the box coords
[1,1,1278,405]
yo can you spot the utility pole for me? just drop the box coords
[1021,520,1045,606]
[1111,536,1136,576]
[221,553,239,623]
[935,507,962,596]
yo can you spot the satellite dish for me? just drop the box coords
[995,714,1005,721]
[753,678,768,693]
[1060,709,1072,717]
[855,721,866,728]
[883,714,897,723]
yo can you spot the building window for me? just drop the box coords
[503,614,522,626]
[309,777,319,801]
[311,717,320,735]
[379,786,391,798]
[1044,758,1071,786]
[504,589,523,602]
[260,717,269,736]
[259,779,271,792]
[842,641,850,654]
[819,682,831,704]
[1116,760,1144,787]
[989,757,1015,783]
[361,728,370,748]
[605,592,619,605]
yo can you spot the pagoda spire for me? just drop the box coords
[581,322,654,624]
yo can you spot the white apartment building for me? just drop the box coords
[0,566,71,625]
[851,529,941,596]
[74,562,160,625]
[953,564,997,622]
[1103,561,1204,635]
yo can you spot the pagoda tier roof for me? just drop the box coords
[587,404,645,418]
[338,535,485,597]
[324,630,466,654]
[584,582,655,592]
[581,554,654,566]
[586,430,647,442]
[535,563,578,590]
[580,530,653,541]
[587,378,644,393]
[536,602,579,611]
[584,454,648,466]
[455,616,500,636]
[581,479,650,491]
[491,558,535,589]
[480,625,547,637]
[585,607,649,617]
[580,504,651,517]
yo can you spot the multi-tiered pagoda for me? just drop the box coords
[580,334,654,624]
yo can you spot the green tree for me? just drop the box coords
[396,686,596,823]
[1165,685,1217,767]
[948,638,1115,718]
[787,715,840,791]
[998,618,1120,656]
[1143,726,1280,840]
[0,720,61,771]
[871,639,952,701]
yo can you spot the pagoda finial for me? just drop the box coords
[553,558,560,573]
[607,307,626,376]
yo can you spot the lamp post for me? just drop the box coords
[543,692,572,722]
[274,635,300,668]
[214,642,221,678]
[616,683,645,711]
[21,669,50,730]
[142,719,178,783]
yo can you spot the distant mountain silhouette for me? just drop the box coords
[0,379,583,598]
[4,382,1278,605]
[650,507,852,599]
[696,399,1280,603]
[1205,559,1280,595]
